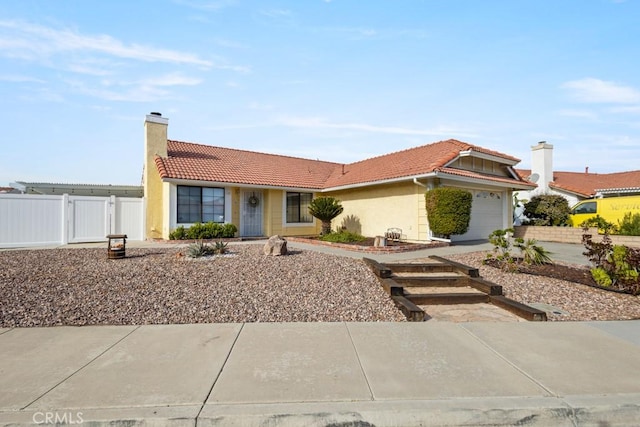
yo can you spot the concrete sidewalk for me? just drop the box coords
[1,321,640,426]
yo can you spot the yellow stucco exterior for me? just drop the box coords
[326,181,431,241]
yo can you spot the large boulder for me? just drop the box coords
[263,235,288,256]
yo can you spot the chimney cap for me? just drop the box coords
[150,112,162,116]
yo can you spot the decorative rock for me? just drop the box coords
[263,235,288,256]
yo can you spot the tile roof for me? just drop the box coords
[516,169,640,198]
[156,141,338,189]
[155,139,530,190]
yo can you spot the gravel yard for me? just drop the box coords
[0,245,405,327]
[2,244,639,327]
[444,252,640,322]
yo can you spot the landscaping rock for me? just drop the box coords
[264,235,288,256]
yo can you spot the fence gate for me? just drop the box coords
[68,196,111,243]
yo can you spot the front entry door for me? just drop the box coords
[241,190,263,237]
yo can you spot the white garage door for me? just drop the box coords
[451,190,504,242]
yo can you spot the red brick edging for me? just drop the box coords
[286,237,449,254]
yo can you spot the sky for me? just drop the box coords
[1,0,640,187]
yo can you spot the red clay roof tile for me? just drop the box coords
[516,169,640,197]
[155,139,530,190]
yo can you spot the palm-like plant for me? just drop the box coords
[308,197,344,235]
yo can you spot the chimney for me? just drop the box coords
[585,166,589,174]
[531,141,553,194]
[145,112,168,159]
[143,112,169,240]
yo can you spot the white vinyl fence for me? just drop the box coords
[0,194,144,248]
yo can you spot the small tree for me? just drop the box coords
[523,194,571,226]
[308,197,344,235]
[424,187,472,239]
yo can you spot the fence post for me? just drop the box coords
[110,195,117,235]
[61,194,69,245]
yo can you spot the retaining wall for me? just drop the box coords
[513,226,640,248]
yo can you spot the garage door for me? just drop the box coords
[451,190,504,242]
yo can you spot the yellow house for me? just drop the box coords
[143,113,535,242]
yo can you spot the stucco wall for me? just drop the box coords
[263,189,320,237]
[514,225,640,248]
[326,181,426,241]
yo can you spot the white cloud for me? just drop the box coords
[0,20,213,67]
[172,0,237,12]
[276,116,478,137]
[260,9,293,18]
[0,74,45,83]
[562,78,640,104]
[67,73,201,102]
[557,109,598,120]
[609,105,640,114]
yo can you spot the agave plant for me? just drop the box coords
[214,240,228,254]
[187,240,214,258]
[308,197,344,235]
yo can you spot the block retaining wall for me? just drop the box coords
[513,226,640,248]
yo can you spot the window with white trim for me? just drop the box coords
[286,192,313,223]
[177,186,225,223]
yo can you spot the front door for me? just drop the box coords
[241,190,263,237]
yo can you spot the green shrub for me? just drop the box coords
[617,212,640,236]
[486,228,553,270]
[487,228,514,260]
[320,230,366,243]
[582,227,640,294]
[580,215,616,234]
[425,187,472,238]
[514,238,553,265]
[169,226,186,240]
[169,222,237,240]
[523,194,571,226]
[590,267,612,287]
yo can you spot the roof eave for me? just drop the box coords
[435,170,536,190]
[321,172,439,192]
[458,150,519,166]
[162,177,323,193]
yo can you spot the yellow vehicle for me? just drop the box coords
[569,195,640,227]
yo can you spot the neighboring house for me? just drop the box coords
[515,142,640,208]
[9,181,143,198]
[143,113,535,242]
[0,186,19,194]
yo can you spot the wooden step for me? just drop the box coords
[490,296,547,321]
[406,293,490,305]
[385,262,454,274]
[392,275,471,287]
[391,295,425,321]
[429,255,480,277]
[468,277,503,296]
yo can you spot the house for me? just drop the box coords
[0,186,19,194]
[143,113,535,242]
[515,142,640,208]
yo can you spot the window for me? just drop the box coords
[572,201,597,214]
[177,186,225,223]
[286,192,313,223]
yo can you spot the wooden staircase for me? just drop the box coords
[364,255,547,322]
